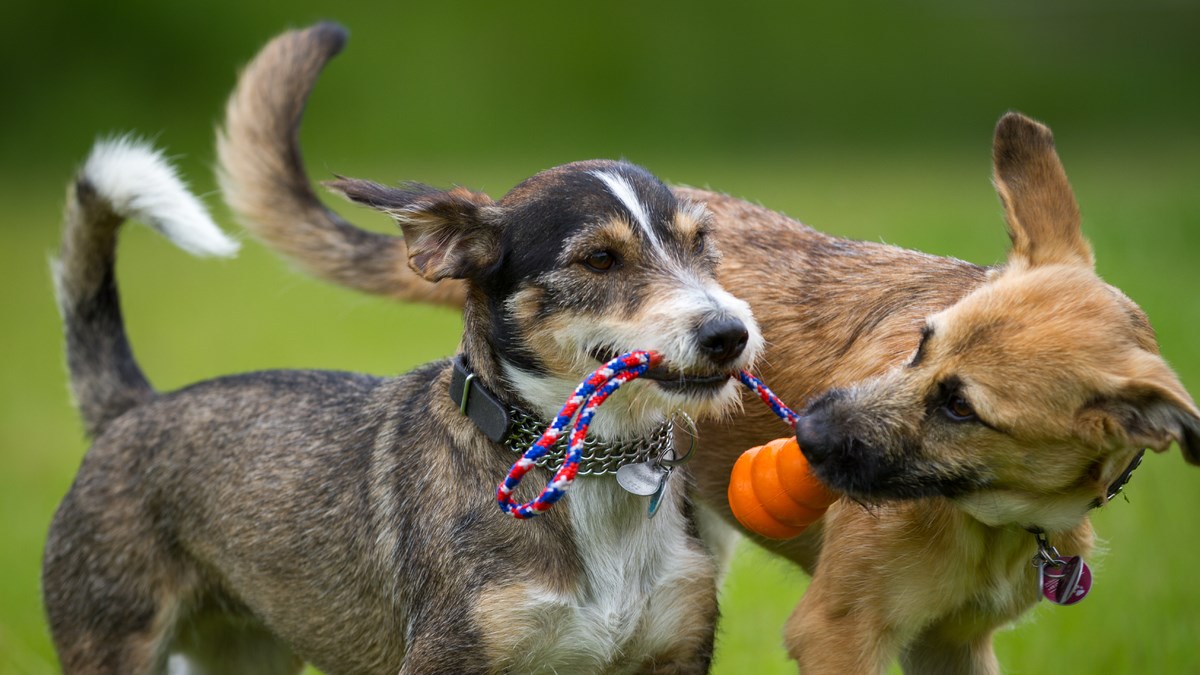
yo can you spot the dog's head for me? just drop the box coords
[327,161,762,438]
[795,113,1200,532]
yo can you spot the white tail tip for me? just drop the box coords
[82,136,239,257]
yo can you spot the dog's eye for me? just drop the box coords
[692,232,707,255]
[943,395,976,422]
[583,250,618,272]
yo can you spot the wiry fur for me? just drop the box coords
[43,24,770,675]
[53,138,237,437]
[222,40,1200,673]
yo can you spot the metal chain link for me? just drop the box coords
[504,406,674,476]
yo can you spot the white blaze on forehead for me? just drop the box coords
[591,170,664,255]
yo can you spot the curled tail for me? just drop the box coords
[55,137,238,437]
[217,22,467,307]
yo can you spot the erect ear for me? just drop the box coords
[325,178,498,282]
[1078,358,1200,466]
[992,112,1093,268]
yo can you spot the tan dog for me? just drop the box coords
[218,26,1200,674]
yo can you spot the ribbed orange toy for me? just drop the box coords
[727,437,838,539]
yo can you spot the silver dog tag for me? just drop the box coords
[616,413,696,518]
[616,457,671,496]
[647,468,672,518]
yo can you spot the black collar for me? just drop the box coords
[1093,448,1145,509]
[449,355,511,443]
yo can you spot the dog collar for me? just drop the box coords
[1023,448,1145,606]
[449,356,672,476]
[1024,448,1145,535]
[1024,447,1145,535]
[1093,448,1145,509]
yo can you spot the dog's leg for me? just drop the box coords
[635,659,713,675]
[634,636,716,675]
[635,574,719,675]
[783,586,895,675]
[779,505,949,674]
[899,626,999,675]
[43,490,185,675]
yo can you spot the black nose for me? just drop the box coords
[793,412,834,467]
[696,318,749,365]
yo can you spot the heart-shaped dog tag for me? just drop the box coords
[616,460,669,497]
[1039,555,1092,605]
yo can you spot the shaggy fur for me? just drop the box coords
[216,23,1200,675]
[42,25,768,674]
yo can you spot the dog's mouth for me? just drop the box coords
[589,347,733,394]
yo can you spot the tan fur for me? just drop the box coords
[993,114,1092,268]
[217,33,1200,673]
[216,27,464,306]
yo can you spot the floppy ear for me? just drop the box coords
[325,178,498,282]
[1079,360,1200,466]
[992,112,1093,268]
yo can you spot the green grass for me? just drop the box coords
[4,142,1200,673]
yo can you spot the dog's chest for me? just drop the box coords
[486,480,715,672]
[974,544,1043,619]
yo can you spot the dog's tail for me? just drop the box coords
[216,22,467,308]
[54,138,239,437]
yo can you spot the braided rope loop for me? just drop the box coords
[738,370,799,426]
[497,350,662,519]
[495,354,801,520]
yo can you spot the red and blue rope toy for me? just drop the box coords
[738,369,799,427]
[496,350,797,519]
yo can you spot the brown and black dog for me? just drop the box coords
[220,24,1200,674]
[42,25,768,674]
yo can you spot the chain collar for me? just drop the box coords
[503,406,674,476]
[448,356,675,476]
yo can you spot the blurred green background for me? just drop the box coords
[3,1,1199,673]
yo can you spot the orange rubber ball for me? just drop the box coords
[727,437,838,540]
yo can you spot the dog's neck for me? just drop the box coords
[457,289,563,415]
[455,288,564,421]
[944,458,1144,577]
[457,290,508,397]
[451,294,677,486]
[914,498,1095,577]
